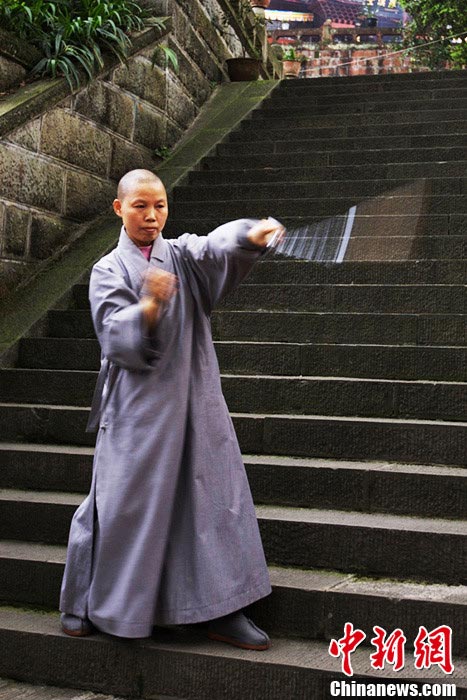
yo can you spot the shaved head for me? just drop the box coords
[117,169,165,202]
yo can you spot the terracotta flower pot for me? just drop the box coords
[249,0,271,8]
[282,59,302,78]
[226,58,262,82]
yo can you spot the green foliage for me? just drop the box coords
[280,47,307,63]
[399,0,467,69]
[0,0,172,88]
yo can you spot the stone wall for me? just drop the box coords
[0,0,246,299]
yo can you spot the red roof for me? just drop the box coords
[309,0,364,25]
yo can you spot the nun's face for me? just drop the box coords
[113,181,168,247]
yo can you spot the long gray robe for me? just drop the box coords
[59,219,272,638]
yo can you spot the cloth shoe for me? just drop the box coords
[207,610,270,650]
[60,612,94,637]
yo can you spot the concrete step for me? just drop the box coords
[1,608,465,700]
[216,134,467,156]
[238,120,466,146]
[233,119,467,141]
[273,79,467,98]
[174,177,466,200]
[0,678,133,700]
[263,87,467,109]
[45,308,467,346]
[2,369,466,421]
[277,69,467,90]
[0,404,465,465]
[0,444,465,519]
[246,260,467,285]
[199,147,465,170]
[189,160,467,185]
[247,108,467,129]
[0,491,466,582]
[71,282,467,314]
[0,542,466,655]
[17,338,467,382]
[251,99,467,119]
[169,215,461,240]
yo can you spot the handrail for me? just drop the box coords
[301,29,467,74]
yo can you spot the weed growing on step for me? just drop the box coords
[0,0,175,88]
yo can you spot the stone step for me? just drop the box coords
[0,678,133,700]
[273,78,467,98]
[217,134,467,156]
[0,404,465,465]
[169,216,462,240]
[251,98,467,119]
[17,337,467,381]
[0,492,465,582]
[233,120,467,142]
[189,160,467,185]
[263,87,467,109]
[247,260,467,285]
[45,308,467,345]
[199,147,465,170]
[0,542,466,655]
[172,196,467,218]
[71,282,467,314]
[2,369,466,421]
[0,444,465,519]
[277,69,467,90]
[1,608,465,700]
[174,176,466,200]
[248,107,467,129]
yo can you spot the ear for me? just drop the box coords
[113,199,123,217]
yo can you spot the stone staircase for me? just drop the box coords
[0,69,466,698]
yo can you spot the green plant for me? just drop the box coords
[399,0,467,69]
[281,47,307,63]
[0,0,173,88]
[154,145,171,159]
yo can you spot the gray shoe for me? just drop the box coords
[60,613,94,637]
[207,610,270,650]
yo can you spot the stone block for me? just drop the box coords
[64,171,114,220]
[0,259,31,301]
[29,213,74,260]
[171,4,224,83]
[73,81,135,139]
[0,56,26,92]
[166,75,197,130]
[2,205,30,257]
[133,103,166,150]
[40,109,112,178]
[109,136,156,181]
[112,57,166,109]
[0,143,64,213]
[168,38,212,107]
[165,120,183,148]
[6,119,41,152]
[174,0,229,60]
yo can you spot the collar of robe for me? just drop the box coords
[117,225,168,290]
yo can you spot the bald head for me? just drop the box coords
[117,169,165,202]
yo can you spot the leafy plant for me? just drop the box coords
[0,0,174,88]
[398,0,467,69]
[281,47,307,63]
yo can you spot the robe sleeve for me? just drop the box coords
[173,218,268,311]
[89,261,161,371]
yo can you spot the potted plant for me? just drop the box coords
[221,2,267,81]
[281,46,307,78]
[363,4,378,27]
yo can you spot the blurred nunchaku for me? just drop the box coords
[266,207,357,264]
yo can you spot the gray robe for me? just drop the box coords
[59,220,272,638]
